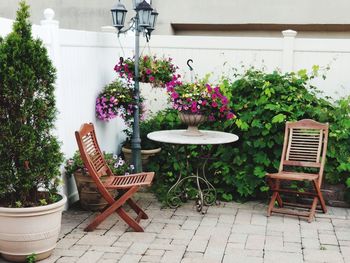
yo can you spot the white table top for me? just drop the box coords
[147,130,239,145]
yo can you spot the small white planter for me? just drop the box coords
[0,194,67,262]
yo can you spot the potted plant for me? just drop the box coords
[65,152,134,211]
[121,118,162,167]
[0,1,66,261]
[166,78,236,135]
[114,55,180,88]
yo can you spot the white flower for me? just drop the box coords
[113,154,118,160]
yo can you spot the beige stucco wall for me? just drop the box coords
[2,0,350,37]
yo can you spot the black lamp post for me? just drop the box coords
[111,0,158,173]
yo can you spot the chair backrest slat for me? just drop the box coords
[280,119,329,185]
[75,123,111,179]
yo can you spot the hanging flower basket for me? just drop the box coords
[95,79,136,124]
[167,78,236,122]
[114,55,180,88]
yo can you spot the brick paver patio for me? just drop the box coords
[1,193,349,263]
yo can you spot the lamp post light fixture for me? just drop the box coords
[111,0,158,173]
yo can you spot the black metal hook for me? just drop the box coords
[187,59,194,71]
[119,57,124,64]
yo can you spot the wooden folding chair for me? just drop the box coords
[266,119,329,222]
[75,123,154,232]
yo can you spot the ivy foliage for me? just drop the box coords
[0,1,63,207]
[147,69,350,203]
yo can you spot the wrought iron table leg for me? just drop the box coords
[166,145,217,212]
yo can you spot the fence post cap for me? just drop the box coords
[43,8,55,20]
[282,29,297,37]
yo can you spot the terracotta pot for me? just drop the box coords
[74,171,117,211]
[122,147,161,166]
[0,194,66,262]
[178,112,206,136]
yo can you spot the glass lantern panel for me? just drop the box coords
[138,9,151,28]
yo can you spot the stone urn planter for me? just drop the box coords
[0,194,67,262]
[178,112,207,136]
[122,147,161,166]
[74,171,117,211]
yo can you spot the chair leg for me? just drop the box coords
[313,180,327,214]
[308,197,318,223]
[127,199,149,219]
[85,186,139,232]
[267,192,278,217]
[117,207,144,232]
[276,192,283,207]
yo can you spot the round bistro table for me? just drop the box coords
[147,130,239,213]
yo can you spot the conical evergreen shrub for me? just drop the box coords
[0,1,63,207]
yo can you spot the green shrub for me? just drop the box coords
[0,1,63,207]
[148,69,350,203]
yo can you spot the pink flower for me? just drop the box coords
[149,76,155,82]
[171,92,179,99]
[212,102,218,108]
[227,112,235,119]
[145,68,152,75]
[221,96,228,105]
[208,115,215,121]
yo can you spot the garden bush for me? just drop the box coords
[147,69,350,203]
[0,1,63,207]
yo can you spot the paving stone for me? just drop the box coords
[246,235,265,250]
[335,230,350,241]
[228,233,248,243]
[101,252,123,260]
[284,232,302,243]
[303,249,345,263]
[127,242,150,254]
[200,217,218,227]
[56,237,79,249]
[140,255,163,262]
[265,235,284,251]
[161,250,185,262]
[264,251,303,263]
[145,249,166,256]
[56,256,79,263]
[319,234,339,245]
[145,222,166,233]
[52,248,86,257]
[89,245,127,253]
[302,237,321,249]
[118,232,156,243]
[218,214,235,225]
[39,255,61,263]
[223,254,263,263]
[181,219,201,230]
[77,251,104,263]
[232,224,266,235]
[118,254,143,263]
[187,236,209,252]
[77,234,118,246]
[234,211,252,224]
[251,213,268,226]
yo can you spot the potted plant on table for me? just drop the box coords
[166,78,236,136]
[0,1,66,262]
[65,152,134,211]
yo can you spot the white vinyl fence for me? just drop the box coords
[1,9,349,204]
